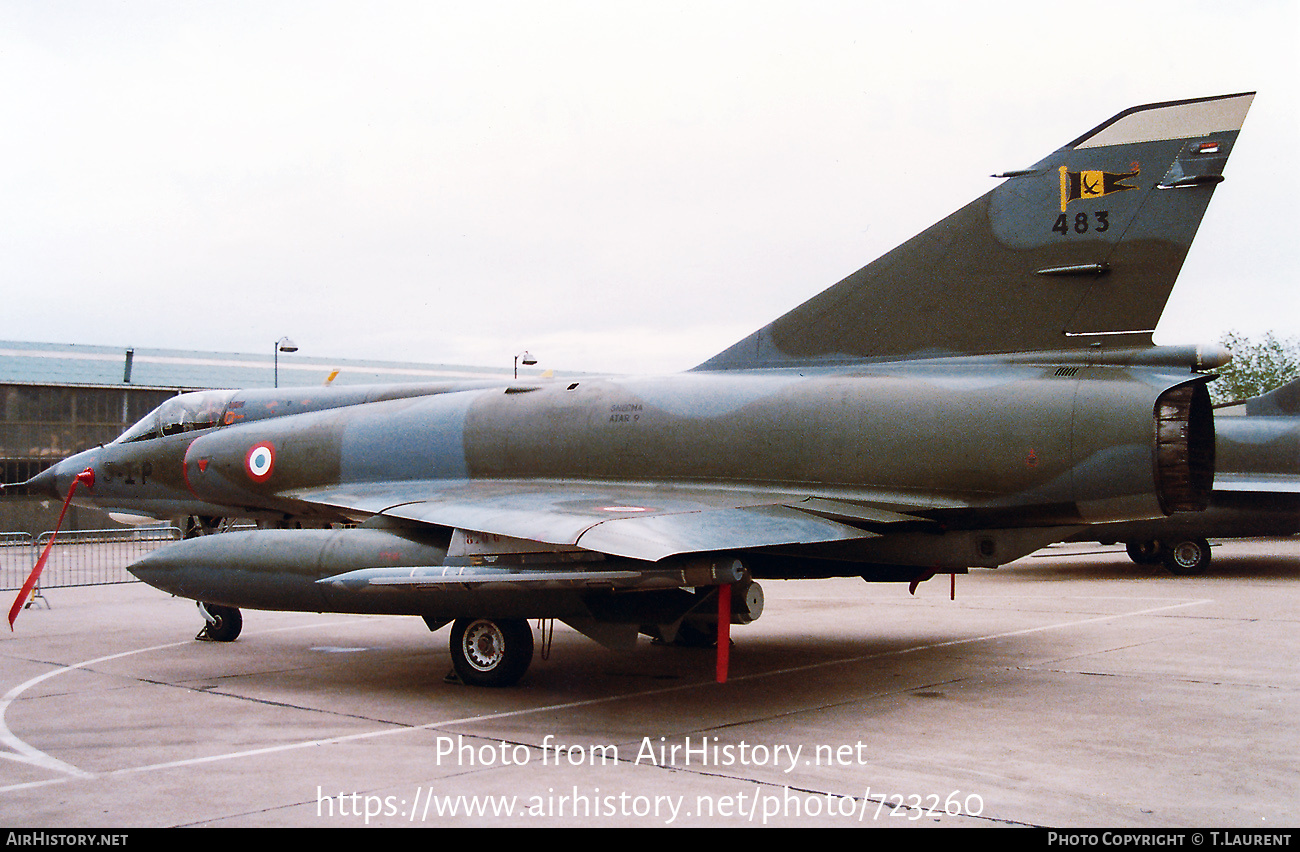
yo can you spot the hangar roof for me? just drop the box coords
[0,340,535,390]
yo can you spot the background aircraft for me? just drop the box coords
[14,93,1253,687]
[1077,376,1300,574]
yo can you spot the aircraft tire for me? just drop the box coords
[450,618,533,687]
[1162,538,1212,576]
[1125,540,1163,565]
[198,603,242,642]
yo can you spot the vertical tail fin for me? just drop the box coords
[1245,377,1300,416]
[696,92,1254,370]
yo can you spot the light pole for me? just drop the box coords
[513,350,536,379]
[274,337,298,388]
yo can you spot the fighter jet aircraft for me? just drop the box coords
[14,93,1254,686]
[1076,376,1300,575]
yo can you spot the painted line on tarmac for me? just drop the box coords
[0,617,367,792]
[5,593,1211,790]
[747,596,1216,679]
[0,640,188,783]
[0,596,1212,791]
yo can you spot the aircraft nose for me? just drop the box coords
[18,465,62,499]
[126,545,191,599]
[21,449,103,501]
[127,547,172,584]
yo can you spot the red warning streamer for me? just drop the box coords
[715,583,732,684]
[8,468,95,630]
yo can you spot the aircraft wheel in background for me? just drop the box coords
[1162,538,1212,576]
[1125,540,1163,565]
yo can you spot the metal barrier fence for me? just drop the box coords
[0,533,37,593]
[0,527,182,593]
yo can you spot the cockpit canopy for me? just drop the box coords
[114,390,237,443]
[110,381,496,445]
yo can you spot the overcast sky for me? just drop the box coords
[2,1,1296,376]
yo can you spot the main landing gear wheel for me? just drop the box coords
[196,602,242,642]
[1162,538,1212,576]
[449,618,533,687]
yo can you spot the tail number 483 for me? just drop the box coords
[1053,211,1109,235]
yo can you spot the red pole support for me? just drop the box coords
[716,583,732,684]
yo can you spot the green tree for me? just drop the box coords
[1210,331,1300,405]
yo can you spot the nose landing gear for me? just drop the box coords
[196,602,242,642]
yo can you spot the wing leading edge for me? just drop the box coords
[291,480,933,562]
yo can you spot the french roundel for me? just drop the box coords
[245,442,275,482]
